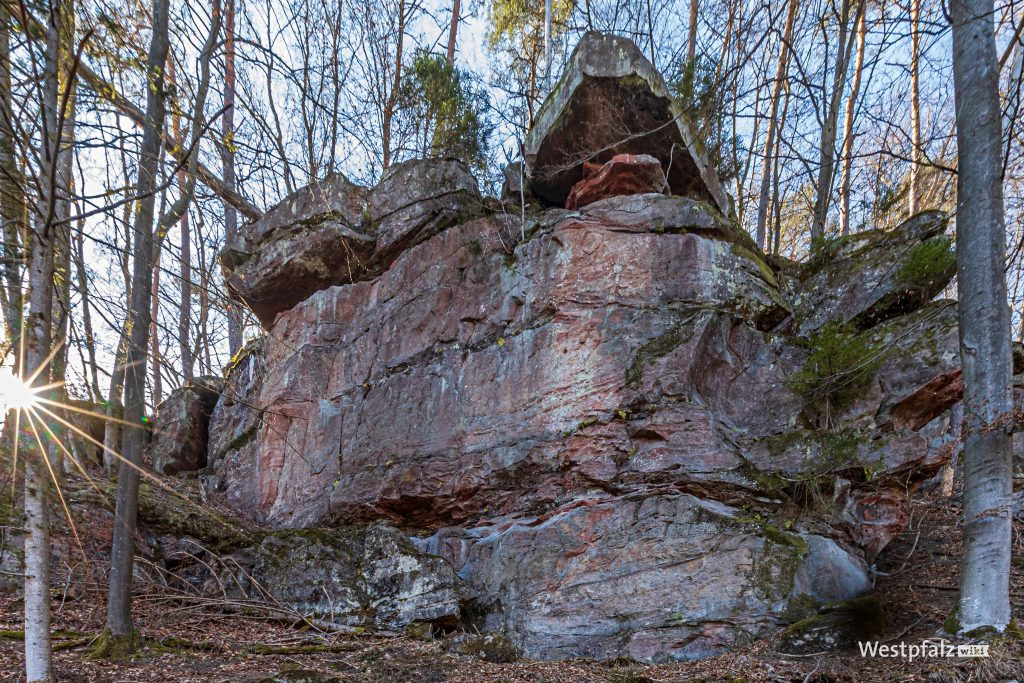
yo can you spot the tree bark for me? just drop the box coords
[103,0,171,647]
[950,0,1015,633]
[754,0,799,250]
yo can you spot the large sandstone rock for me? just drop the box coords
[207,34,970,664]
[207,194,791,528]
[565,154,667,209]
[221,173,372,328]
[524,32,731,215]
[152,377,225,476]
[221,159,482,327]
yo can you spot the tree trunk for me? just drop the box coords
[381,0,405,173]
[839,5,867,236]
[543,0,553,89]
[0,4,24,360]
[73,222,100,398]
[446,0,460,66]
[149,249,161,404]
[909,0,922,215]
[950,0,1015,633]
[221,0,242,355]
[810,0,863,241]
[754,0,799,249]
[23,0,69,675]
[103,0,171,649]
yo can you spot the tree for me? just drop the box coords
[810,0,865,241]
[754,0,799,249]
[395,50,490,174]
[908,0,922,215]
[101,0,173,652]
[949,0,1015,633]
[446,0,461,65]
[221,0,242,355]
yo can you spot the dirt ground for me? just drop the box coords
[0,490,1022,682]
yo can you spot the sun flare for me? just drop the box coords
[0,368,41,412]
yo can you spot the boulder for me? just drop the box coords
[222,159,482,328]
[367,157,482,260]
[524,32,731,215]
[565,153,667,209]
[208,195,791,528]
[152,376,225,476]
[221,173,373,328]
[205,337,266,517]
[789,210,954,336]
[249,524,464,631]
[420,493,869,662]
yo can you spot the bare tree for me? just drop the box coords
[810,0,864,241]
[754,0,799,249]
[101,0,174,652]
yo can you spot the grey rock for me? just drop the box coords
[250,524,464,631]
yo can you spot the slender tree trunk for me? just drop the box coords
[103,0,171,649]
[446,0,460,66]
[839,6,867,236]
[222,0,242,355]
[755,0,799,249]
[909,0,922,215]
[23,0,68,675]
[73,222,100,398]
[686,0,698,65]
[0,5,24,359]
[543,0,553,90]
[149,249,161,403]
[381,0,405,173]
[810,0,863,241]
[950,0,1015,633]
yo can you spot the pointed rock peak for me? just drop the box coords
[524,32,731,216]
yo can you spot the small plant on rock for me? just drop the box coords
[787,323,886,428]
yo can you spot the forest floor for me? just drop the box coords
[0,484,1022,682]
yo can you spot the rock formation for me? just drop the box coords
[151,376,225,476]
[149,32,977,662]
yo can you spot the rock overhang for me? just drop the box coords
[524,31,732,216]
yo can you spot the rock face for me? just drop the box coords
[204,33,968,663]
[151,377,225,476]
[565,154,667,209]
[524,32,730,215]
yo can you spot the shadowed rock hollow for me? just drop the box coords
[149,32,983,663]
